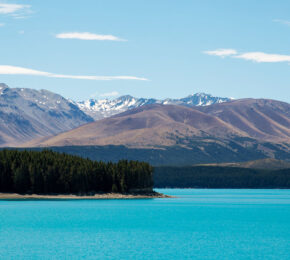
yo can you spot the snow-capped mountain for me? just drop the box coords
[75,93,232,120]
[76,95,158,120]
[0,83,233,146]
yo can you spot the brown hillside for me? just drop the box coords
[26,99,290,148]
[197,99,290,142]
[26,104,245,147]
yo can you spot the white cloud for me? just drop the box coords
[0,65,148,81]
[100,91,119,97]
[273,19,290,26]
[0,3,28,14]
[0,23,4,27]
[204,49,290,63]
[204,49,237,57]
[0,3,31,18]
[56,32,126,41]
[235,52,290,63]
[0,65,49,76]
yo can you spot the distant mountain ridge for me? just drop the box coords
[28,99,290,149]
[75,93,232,120]
[25,98,290,163]
[0,83,93,146]
[1,82,290,165]
[0,83,232,146]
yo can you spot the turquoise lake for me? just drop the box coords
[0,189,290,259]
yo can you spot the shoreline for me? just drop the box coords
[0,191,171,200]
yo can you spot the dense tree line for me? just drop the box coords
[154,166,290,188]
[0,150,153,194]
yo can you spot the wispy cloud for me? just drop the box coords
[0,3,31,18]
[235,52,290,63]
[100,91,119,97]
[56,32,126,41]
[204,49,290,63]
[273,19,290,26]
[203,49,237,57]
[0,23,4,27]
[0,3,28,14]
[0,65,148,81]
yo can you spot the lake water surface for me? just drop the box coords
[0,189,290,259]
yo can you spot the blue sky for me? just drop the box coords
[0,0,290,102]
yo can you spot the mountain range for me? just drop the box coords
[0,83,232,146]
[74,93,232,120]
[1,83,290,164]
[28,99,290,148]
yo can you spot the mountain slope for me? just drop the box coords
[197,99,290,142]
[26,104,247,147]
[75,93,231,120]
[0,84,93,146]
[26,98,290,148]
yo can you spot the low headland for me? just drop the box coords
[0,149,169,199]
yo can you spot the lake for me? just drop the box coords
[0,189,290,259]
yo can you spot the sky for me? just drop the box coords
[0,0,290,102]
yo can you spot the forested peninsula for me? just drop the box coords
[0,150,164,199]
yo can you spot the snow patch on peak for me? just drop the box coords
[76,93,231,120]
